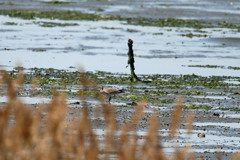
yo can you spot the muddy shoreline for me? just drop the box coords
[0,0,240,159]
[1,68,240,159]
[1,100,239,159]
[1,0,240,25]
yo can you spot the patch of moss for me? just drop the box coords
[227,66,240,70]
[184,103,212,110]
[96,8,104,12]
[5,67,240,99]
[187,65,240,71]
[179,90,206,96]
[180,33,208,38]
[218,21,240,30]
[219,107,240,111]
[160,99,174,104]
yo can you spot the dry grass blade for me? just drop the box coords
[131,100,146,125]
[141,111,166,160]
[231,152,240,160]
[31,78,40,95]
[186,111,194,136]
[172,144,194,160]
[118,101,146,160]
[78,107,99,160]
[169,96,183,138]
[102,103,117,157]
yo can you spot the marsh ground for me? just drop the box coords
[0,0,240,159]
[0,68,240,159]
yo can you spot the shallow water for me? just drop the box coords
[0,95,81,104]
[93,127,240,154]
[1,15,240,76]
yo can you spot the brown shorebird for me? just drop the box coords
[100,86,123,102]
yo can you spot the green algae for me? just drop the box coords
[219,107,240,111]
[180,33,208,38]
[1,9,240,29]
[187,65,240,70]
[4,67,240,107]
[43,1,74,4]
[0,10,101,21]
[6,68,239,89]
[184,103,212,110]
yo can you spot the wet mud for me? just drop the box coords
[0,0,240,159]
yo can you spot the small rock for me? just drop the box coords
[213,113,220,117]
[198,133,206,138]
[71,101,80,105]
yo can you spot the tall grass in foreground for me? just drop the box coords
[0,69,240,160]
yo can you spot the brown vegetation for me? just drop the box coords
[0,69,239,160]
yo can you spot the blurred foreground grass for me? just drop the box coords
[0,69,240,160]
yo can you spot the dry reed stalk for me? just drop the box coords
[215,152,222,160]
[30,78,39,96]
[169,96,183,138]
[102,103,117,159]
[46,92,67,159]
[186,111,194,136]
[76,107,99,160]
[0,102,10,159]
[131,100,145,125]
[76,70,99,160]
[141,110,166,160]
[231,152,240,160]
[2,70,17,101]
[172,144,195,160]
[118,101,146,160]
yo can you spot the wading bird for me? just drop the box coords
[100,86,123,103]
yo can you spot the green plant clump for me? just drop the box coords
[184,103,212,110]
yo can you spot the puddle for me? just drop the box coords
[194,122,240,129]
[191,95,231,100]
[0,15,240,76]
[0,96,51,104]
[0,96,81,105]
[225,113,240,119]
[93,127,240,154]
[224,79,240,85]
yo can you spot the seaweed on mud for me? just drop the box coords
[42,0,74,4]
[3,68,240,107]
[184,103,212,110]
[180,33,208,38]
[1,9,240,29]
[0,68,199,160]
